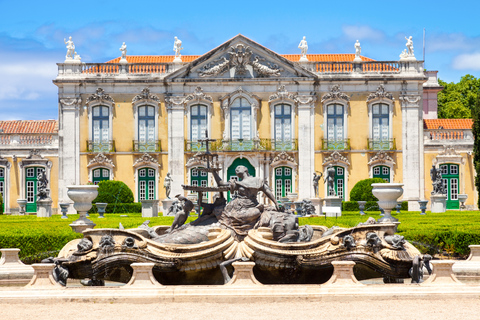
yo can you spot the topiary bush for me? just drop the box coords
[93,180,134,205]
[350,178,386,201]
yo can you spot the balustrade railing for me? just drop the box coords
[185,139,298,152]
[132,140,161,152]
[313,61,422,74]
[87,140,116,152]
[425,129,473,142]
[0,134,57,147]
[367,138,396,151]
[321,139,351,150]
[77,63,173,75]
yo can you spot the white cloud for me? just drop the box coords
[452,52,480,70]
[342,25,385,42]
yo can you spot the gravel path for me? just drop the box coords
[3,299,480,320]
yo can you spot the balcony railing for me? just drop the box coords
[0,134,58,147]
[367,138,396,151]
[87,140,115,152]
[321,139,351,151]
[424,129,473,144]
[133,140,161,152]
[185,139,298,152]
[312,61,423,74]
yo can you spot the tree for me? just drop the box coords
[438,75,480,119]
[350,178,386,201]
[473,89,480,209]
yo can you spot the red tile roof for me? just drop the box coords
[424,119,473,130]
[0,120,58,134]
[106,54,376,64]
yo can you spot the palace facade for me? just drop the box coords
[0,34,475,213]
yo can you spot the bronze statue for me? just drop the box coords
[430,165,445,195]
[313,172,322,197]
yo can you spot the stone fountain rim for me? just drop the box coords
[67,185,99,189]
[371,183,404,187]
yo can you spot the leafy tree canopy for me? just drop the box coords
[438,74,479,119]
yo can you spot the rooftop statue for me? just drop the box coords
[173,36,183,61]
[354,40,362,62]
[64,36,75,60]
[405,36,414,56]
[119,42,127,60]
[298,36,308,61]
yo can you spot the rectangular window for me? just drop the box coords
[337,167,344,176]
[382,167,389,175]
[200,170,207,177]
[284,168,291,176]
[26,168,35,178]
[451,178,458,200]
[0,168,4,178]
[94,170,100,178]
[192,169,198,177]
[102,169,109,178]
[440,165,448,175]
[27,181,35,202]
[373,167,380,175]
[139,170,146,178]
[285,179,291,195]
[148,169,155,177]
[337,179,344,198]
[276,179,282,199]
[276,168,282,176]
[139,181,146,200]
[450,165,458,175]
[148,180,155,199]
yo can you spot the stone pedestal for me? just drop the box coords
[324,197,342,217]
[162,198,175,216]
[123,263,163,288]
[310,198,323,215]
[226,261,262,286]
[0,248,34,286]
[323,261,363,286]
[430,195,447,213]
[141,200,159,218]
[36,199,53,217]
[453,245,480,283]
[422,260,463,286]
[25,263,63,289]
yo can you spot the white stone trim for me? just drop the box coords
[269,152,298,194]
[321,86,350,142]
[132,88,161,142]
[368,151,396,182]
[367,97,394,143]
[185,87,213,141]
[85,88,115,142]
[220,87,261,141]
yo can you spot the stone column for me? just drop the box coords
[59,97,82,214]
[166,96,186,197]
[296,95,316,200]
[400,92,423,211]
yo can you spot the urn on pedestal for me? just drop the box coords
[372,183,403,223]
[67,185,99,233]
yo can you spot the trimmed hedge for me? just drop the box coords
[93,180,134,204]
[342,201,408,211]
[89,203,142,214]
[350,178,386,201]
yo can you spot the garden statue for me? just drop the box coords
[36,169,50,200]
[64,36,75,59]
[301,199,316,216]
[119,42,127,59]
[430,165,445,195]
[166,194,194,233]
[164,172,172,198]
[313,172,322,197]
[298,36,308,61]
[325,164,336,196]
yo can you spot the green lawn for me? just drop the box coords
[1,210,479,263]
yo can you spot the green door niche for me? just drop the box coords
[92,168,110,185]
[441,164,459,210]
[138,168,156,200]
[226,158,255,201]
[274,166,292,200]
[26,167,43,213]
[373,165,390,182]
[330,166,345,200]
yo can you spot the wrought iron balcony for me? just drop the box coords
[87,140,115,152]
[133,140,161,152]
[261,139,298,151]
[321,139,351,151]
[367,138,396,151]
[185,139,298,152]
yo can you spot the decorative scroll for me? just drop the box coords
[367,85,394,102]
[86,88,114,104]
[321,85,350,103]
[132,88,160,104]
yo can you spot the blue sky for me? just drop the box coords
[1,0,479,120]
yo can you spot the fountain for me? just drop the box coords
[52,134,420,286]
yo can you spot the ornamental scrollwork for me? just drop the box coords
[368,151,395,166]
[132,88,160,104]
[87,153,115,168]
[322,151,350,167]
[321,85,350,103]
[269,85,296,103]
[86,88,114,105]
[367,84,394,102]
[185,87,213,104]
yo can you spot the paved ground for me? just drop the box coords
[3,299,480,320]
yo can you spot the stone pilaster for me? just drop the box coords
[58,97,82,213]
[166,96,186,197]
[295,95,316,200]
[400,92,423,211]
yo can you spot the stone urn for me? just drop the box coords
[96,203,108,218]
[418,200,428,215]
[17,199,27,215]
[67,185,99,233]
[372,183,404,223]
[458,194,468,210]
[358,201,366,216]
[59,203,70,219]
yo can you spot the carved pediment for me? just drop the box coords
[132,88,160,104]
[20,150,52,168]
[321,85,350,104]
[165,35,316,80]
[133,153,160,169]
[270,152,298,167]
[368,151,395,166]
[367,85,394,102]
[322,151,350,167]
[185,87,213,104]
[269,85,297,103]
[86,88,114,105]
[88,153,115,169]
[433,146,465,166]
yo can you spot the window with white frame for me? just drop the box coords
[92,106,109,143]
[326,104,345,150]
[230,98,251,140]
[138,106,155,144]
[372,103,389,142]
[191,105,208,141]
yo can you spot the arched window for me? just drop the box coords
[326,104,345,150]
[138,106,156,152]
[274,104,293,150]
[138,167,156,200]
[92,106,110,152]
[92,168,110,185]
[371,103,390,149]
